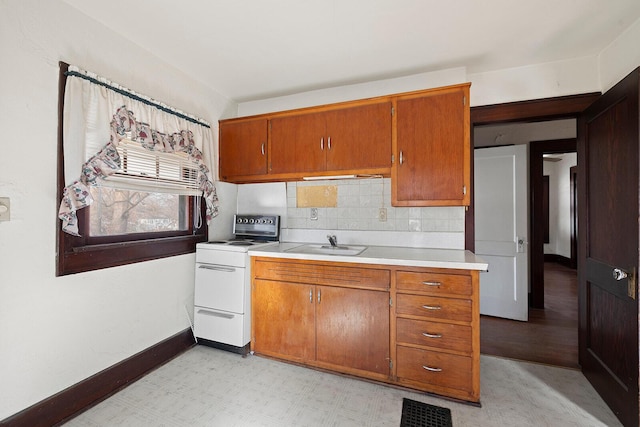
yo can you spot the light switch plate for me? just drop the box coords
[0,197,10,221]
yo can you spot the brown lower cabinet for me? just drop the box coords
[252,258,391,381]
[251,257,480,403]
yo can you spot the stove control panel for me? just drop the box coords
[233,214,280,239]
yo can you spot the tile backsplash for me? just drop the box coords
[286,178,465,233]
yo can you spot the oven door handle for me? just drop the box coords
[197,309,235,319]
[198,265,237,273]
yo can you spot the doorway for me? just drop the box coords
[467,92,599,368]
[530,138,576,308]
[475,132,579,367]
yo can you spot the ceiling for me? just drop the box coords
[62,0,640,102]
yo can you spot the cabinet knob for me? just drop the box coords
[261,143,265,156]
[399,150,404,165]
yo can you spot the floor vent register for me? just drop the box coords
[400,398,453,427]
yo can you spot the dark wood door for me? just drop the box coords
[324,102,392,171]
[270,113,326,174]
[578,68,639,427]
[218,118,268,179]
[315,286,390,376]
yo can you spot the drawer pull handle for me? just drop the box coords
[422,305,442,310]
[422,332,442,338]
[422,365,442,372]
[422,281,441,286]
[198,265,236,273]
[197,309,234,319]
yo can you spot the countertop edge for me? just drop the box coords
[248,243,489,271]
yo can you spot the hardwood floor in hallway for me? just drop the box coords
[480,262,579,368]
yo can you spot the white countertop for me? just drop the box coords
[249,242,488,271]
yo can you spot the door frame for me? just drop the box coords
[467,93,600,308]
[529,138,576,308]
[570,166,578,269]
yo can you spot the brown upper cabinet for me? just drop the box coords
[269,101,392,175]
[218,83,470,206]
[392,84,471,206]
[218,117,268,180]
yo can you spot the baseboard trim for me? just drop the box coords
[1,328,195,427]
[544,254,574,268]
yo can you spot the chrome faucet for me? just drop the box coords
[327,234,338,247]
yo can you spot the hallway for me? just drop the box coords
[480,262,578,368]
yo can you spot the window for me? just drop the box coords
[86,137,201,237]
[56,62,213,276]
[88,189,188,236]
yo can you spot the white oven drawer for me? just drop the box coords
[194,307,249,347]
[196,249,247,267]
[195,263,246,313]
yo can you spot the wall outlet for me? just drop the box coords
[310,207,318,221]
[378,207,387,222]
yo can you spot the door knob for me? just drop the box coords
[613,268,628,281]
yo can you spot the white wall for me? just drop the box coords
[468,56,601,106]
[238,56,604,114]
[238,67,467,116]
[599,16,640,92]
[544,153,577,258]
[0,0,235,419]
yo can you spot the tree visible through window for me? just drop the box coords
[89,188,187,236]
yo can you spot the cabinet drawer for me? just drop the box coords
[396,346,472,392]
[194,307,248,348]
[396,271,471,296]
[396,294,471,322]
[396,318,471,353]
[254,259,390,289]
[195,263,247,313]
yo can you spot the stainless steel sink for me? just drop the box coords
[286,244,367,256]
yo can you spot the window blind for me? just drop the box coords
[98,138,201,196]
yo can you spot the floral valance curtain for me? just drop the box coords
[58,66,218,236]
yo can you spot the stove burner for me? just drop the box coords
[228,241,254,246]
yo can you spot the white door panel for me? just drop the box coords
[475,145,528,321]
[475,241,518,257]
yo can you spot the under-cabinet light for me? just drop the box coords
[302,175,358,181]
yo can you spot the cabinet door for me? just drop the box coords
[253,279,315,362]
[270,113,326,174]
[325,102,392,171]
[219,118,268,180]
[316,286,390,376]
[393,85,470,206]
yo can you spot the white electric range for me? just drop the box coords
[193,214,279,354]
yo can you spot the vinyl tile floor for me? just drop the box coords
[64,345,622,427]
